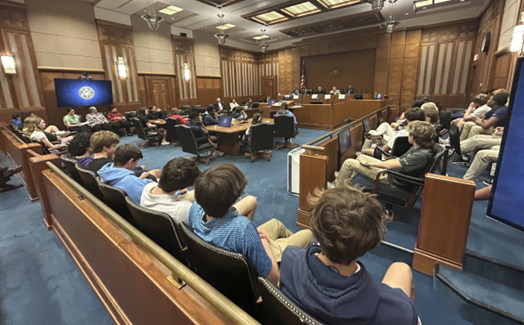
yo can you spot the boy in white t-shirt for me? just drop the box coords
[452,93,490,132]
[140,158,201,225]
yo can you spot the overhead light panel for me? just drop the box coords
[255,11,287,23]
[216,23,235,30]
[252,35,270,40]
[414,0,432,7]
[433,0,452,3]
[317,0,359,9]
[282,2,320,17]
[158,5,183,15]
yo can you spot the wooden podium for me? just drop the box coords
[413,174,476,275]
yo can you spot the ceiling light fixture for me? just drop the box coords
[214,13,229,45]
[364,0,385,13]
[142,0,164,30]
[158,5,183,15]
[216,23,236,30]
[257,29,269,53]
[380,0,399,34]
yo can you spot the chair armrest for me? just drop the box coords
[386,170,425,186]
[371,170,388,194]
[144,126,156,132]
[375,146,393,158]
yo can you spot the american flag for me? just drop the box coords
[300,67,306,93]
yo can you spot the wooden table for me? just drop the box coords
[149,119,166,125]
[205,118,273,156]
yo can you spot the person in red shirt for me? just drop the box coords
[169,107,188,125]
[107,105,132,136]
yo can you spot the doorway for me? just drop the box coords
[261,76,277,99]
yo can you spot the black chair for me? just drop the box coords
[131,118,162,148]
[244,123,274,162]
[175,125,215,165]
[374,136,412,160]
[447,122,468,167]
[125,196,187,263]
[61,155,84,186]
[362,144,447,209]
[180,105,191,116]
[164,118,180,146]
[98,180,133,221]
[192,105,203,113]
[124,111,137,120]
[179,223,259,313]
[20,134,32,144]
[257,277,322,325]
[440,110,452,132]
[274,115,298,150]
[75,165,104,200]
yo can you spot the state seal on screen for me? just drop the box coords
[78,86,95,100]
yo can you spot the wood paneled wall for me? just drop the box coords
[0,1,45,122]
[303,49,376,94]
[278,48,299,94]
[96,20,140,111]
[417,21,477,108]
[138,74,177,111]
[172,36,198,106]
[197,77,221,108]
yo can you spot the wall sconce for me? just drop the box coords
[1,55,16,74]
[183,63,191,81]
[117,57,127,79]
[510,25,524,52]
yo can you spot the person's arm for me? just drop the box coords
[475,116,499,129]
[260,236,279,285]
[359,157,402,169]
[462,102,477,121]
[41,137,64,151]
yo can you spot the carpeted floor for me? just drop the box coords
[1,129,522,325]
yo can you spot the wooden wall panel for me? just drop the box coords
[172,36,197,107]
[302,49,376,94]
[0,1,45,123]
[197,77,221,108]
[278,48,298,94]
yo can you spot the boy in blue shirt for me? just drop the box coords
[280,185,419,325]
[188,163,312,285]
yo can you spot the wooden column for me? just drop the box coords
[27,150,61,229]
[413,174,476,275]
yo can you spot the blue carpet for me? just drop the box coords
[1,128,523,325]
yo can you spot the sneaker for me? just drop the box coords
[483,179,493,186]
[214,150,224,157]
[327,182,335,189]
[161,140,170,145]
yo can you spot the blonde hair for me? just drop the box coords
[23,117,43,135]
[170,107,179,116]
[406,121,436,148]
[421,102,439,114]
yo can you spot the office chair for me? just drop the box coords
[130,118,162,148]
[448,123,468,167]
[124,111,137,120]
[75,165,104,200]
[179,223,259,313]
[374,136,412,160]
[175,125,215,165]
[180,105,191,116]
[125,196,188,264]
[98,180,133,222]
[274,115,299,150]
[257,277,322,325]
[244,123,274,162]
[164,118,181,147]
[61,155,84,186]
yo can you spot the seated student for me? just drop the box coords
[452,93,490,132]
[67,132,93,169]
[392,98,429,130]
[331,121,436,189]
[460,89,509,140]
[214,98,226,114]
[169,108,188,125]
[245,98,253,109]
[243,113,263,152]
[23,117,72,154]
[463,145,500,181]
[63,108,89,133]
[314,86,325,94]
[86,106,113,132]
[361,108,426,156]
[107,105,132,136]
[187,111,223,156]
[0,163,23,193]
[274,102,298,136]
[280,185,418,325]
[147,106,162,120]
[460,127,503,156]
[203,105,219,126]
[229,99,240,112]
[232,107,247,120]
[140,158,200,225]
[98,144,154,203]
[17,112,32,131]
[188,163,313,285]
[138,107,166,143]
[330,86,341,95]
[11,113,21,127]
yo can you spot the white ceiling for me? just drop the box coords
[93,0,490,49]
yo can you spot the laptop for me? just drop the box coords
[218,115,233,127]
[354,94,363,100]
[362,117,371,133]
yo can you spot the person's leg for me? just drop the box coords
[469,125,494,138]
[460,121,476,140]
[149,169,161,180]
[335,155,387,186]
[92,124,102,132]
[463,147,499,181]
[257,219,313,262]
[475,185,492,200]
[376,122,396,138]
[460,135,501,155]
[122,121,131,134]
[102,123,113,131]
[179,190,195,202]
[232,195,257,221]
[382,262,415,300]
[44,125,59,133]
[110,122,121,134]
[456,119,466,132]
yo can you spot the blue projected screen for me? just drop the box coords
[487,57,524,231]
[54,79,113,107]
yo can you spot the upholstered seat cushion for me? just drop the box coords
[357,178,415,207]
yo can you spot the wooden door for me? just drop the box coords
[144,76,176,111]
[152,80,168,110]
[262,76,277,99]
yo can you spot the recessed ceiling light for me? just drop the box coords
[317,0,359,9]
[158,5,183,15]
[253,34,270,40]
[414,0,432,8]
[282,2,319,16]
[434,0,452,3]
[216,23,236,30]
[255,11,286,23]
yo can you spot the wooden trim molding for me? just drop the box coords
[196,75,221,79]
[138,71,176,76]
[96,19,133,30]
[0,0,25,9]
[37,66,106,73]
[494,46,510,57]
